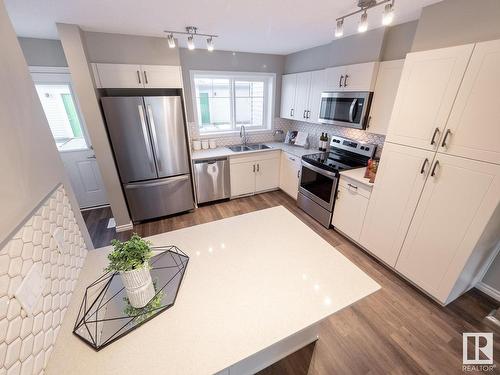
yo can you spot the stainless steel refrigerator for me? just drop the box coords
[101,96,194,222]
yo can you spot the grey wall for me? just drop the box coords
[83,31,180,65]
[380,21,418,61]
[18,37,68,67]
[412,0,500,52]
[179,48,286,122]
[483,251,500,295]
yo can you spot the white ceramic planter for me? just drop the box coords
[120,264,155,308]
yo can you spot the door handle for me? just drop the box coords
[138,105,155,173]
[441,129,452,147]
[253,164,256,173]
[290,108,294,117]
[306,110,310,119]
[430,127,440,145]
[344,74,349,87]
[347,183,358,190]
[257,163,260,172]
[147,105,162,172]
[144,71,149,84]
[339,75,344,88]
[87,155,96,159]
[289,157,296,161]
[430,160,440,177]
[137,70,141,84]
[303,110,307,119]
[349,99,358,123]
[420,158,429,174]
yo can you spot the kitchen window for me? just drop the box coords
[191,71,275,134]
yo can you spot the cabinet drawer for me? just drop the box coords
[339,177,372,199]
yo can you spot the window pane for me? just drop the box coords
[35,84,87,151]
[195,78,232,132]
[235,80,264,127]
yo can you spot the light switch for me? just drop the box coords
[52,227,65,253]
[15,263,44,316]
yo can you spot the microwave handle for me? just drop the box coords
[349,98,358,122]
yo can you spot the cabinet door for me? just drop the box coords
[230,161,255,197]
[255,157,280,192]
[280,74,297,120]
[359,142,435,266]
[395,154,500,303]
[279,152,301,199]
[385,44,474,151]
[95,63,143,88]
[440,39,500,165]
[332,185,369,241]
[307,70,326,123]
[367,60,404,135]
[294,72,312,121]
[325,66,346,91]
[343,62,379,91]
[141,65,183,88]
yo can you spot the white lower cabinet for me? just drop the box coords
[279,152,301,199]
[332,177,371,242]
[359,142,435,267]
[230,151,280,198]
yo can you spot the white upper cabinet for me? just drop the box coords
[359,142,435,267]
[93,63,143,88]
[280,74,297,120]
[92,63,183,89]
[325,62,379,92]
[367,59,404,135]
[439,39,500,165]
[294,72,312,121]
[395,154,500,304]
[141,65,183,88]
[385,44,474,151]
[307,70,326,123]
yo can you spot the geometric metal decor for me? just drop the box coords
[73,246,189,351]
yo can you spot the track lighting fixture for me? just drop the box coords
[335,19,344,38]
[358,11,368,33]
[164,26,218,52]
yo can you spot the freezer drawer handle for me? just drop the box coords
[125,175,189,189]
[147,105,162,172]
[138,105,155,173]
[136,70,141,84]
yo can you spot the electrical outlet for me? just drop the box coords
[15,263,45,316]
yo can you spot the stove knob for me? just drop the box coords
[360,146,365,150]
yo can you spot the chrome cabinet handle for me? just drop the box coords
[441,129,452,147]
[290,108,294,117]
[138,105,154,173]
[430,127,440,145]
[144,70,149,84]
[253,164,256,173]
[137,70,142,84]
[344,74,349,87]
[306,110,311,119]
[297,170,300,178]
[289,157,296,161]
[347,183,358,190]
[430,160,440,177]
[339,75,344,88]
[87,155,96,159]
[420,158,429,174]
[257,163,260,172]
[147,105,162,171]
[303,110,307,119]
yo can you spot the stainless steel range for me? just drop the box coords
[297,136,376,227]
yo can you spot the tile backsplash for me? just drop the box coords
[0,185,88,375]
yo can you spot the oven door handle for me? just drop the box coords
[349,98,358,123]
[301,160,338,179]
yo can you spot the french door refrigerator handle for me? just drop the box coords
[147,104,162,172]
[137,105,155,173]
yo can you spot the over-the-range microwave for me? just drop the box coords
[318,91,373,130]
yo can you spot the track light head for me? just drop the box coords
[358,11,368,33]
[335,19,344,38]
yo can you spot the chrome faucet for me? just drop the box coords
[240,125,247,145]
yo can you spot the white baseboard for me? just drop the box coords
[476,282,500,302]
[115,221,133,232]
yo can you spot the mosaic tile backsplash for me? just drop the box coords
[0,185,88,375]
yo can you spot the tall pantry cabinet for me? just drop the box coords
[360,39,500,305]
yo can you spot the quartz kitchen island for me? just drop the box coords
[47,206,380,375]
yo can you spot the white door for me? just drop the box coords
[255,157,280,192]
[332,185,369,242]
[385,44,474,151]
[280,74,297,120]
[325,66,346,91]
[294,72,312,122]
[343,62,379,91]
[94,63,143,88]
[141,65,183,88]
[359,142,435,266]
[367,59,404,135]
[307,70,326,123]
[395,154,500,303]
[279,152,301,198]
[230,161,256,197]
[440,39,500,165]
[31,68,108,208]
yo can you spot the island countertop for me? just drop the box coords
[46,206,380,375]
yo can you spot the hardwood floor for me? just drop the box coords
[82,191,500,374]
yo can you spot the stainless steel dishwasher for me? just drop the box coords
[194,158,230,203]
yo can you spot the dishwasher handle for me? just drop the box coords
[194,157,228,164]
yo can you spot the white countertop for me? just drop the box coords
[47,206,380,375]
[340,167,374,188]
[191,142,318,161]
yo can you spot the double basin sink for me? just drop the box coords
[227,144,271,152]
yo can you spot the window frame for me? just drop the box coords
[190,70,276,136]
[30,66,91,153]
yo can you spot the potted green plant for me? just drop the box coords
[106,234,155,308]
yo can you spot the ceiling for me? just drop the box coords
[4,0,442,55]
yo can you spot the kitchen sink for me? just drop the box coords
[247,144,271,150]
[227,145,252,152]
